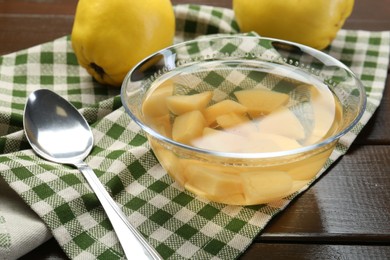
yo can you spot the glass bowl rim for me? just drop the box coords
[121,35,367,159]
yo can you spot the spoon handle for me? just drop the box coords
[75,162,162,260]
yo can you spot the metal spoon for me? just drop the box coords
[23,89,162,260]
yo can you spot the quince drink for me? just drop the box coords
[141,60,341,205]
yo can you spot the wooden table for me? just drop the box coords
[1,0,389,259]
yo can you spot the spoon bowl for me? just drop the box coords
[24,89,92,164]
[23,89,162,260]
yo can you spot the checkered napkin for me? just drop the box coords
[0,4,389,260]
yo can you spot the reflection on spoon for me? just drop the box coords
[23,89,162,260]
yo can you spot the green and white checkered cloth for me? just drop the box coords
[0,4,389,260]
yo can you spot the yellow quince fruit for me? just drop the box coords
[233,0,354,50]
[71,0,175,86]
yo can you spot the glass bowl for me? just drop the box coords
[121,36,366,205]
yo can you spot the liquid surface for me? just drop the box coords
[141,60,341,205]
[142,60,342,153]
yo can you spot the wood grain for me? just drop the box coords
[242,244,390,259]
[0,15,74,54]
[262,145,390,236]
[356,76,390,145]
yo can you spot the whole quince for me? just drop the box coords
[233,0,354,50]
[71,0,175,86]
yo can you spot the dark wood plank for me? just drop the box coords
[239,146,390,258]
[344,0,390,30]
[0,0,77,55]
[0,0,78,15]
[0,15,74,55]
[1,0,389,55]
[356,75,390,145]
[241,244,390,259]
[260,145,390,238]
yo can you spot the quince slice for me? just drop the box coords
[152,145,185,186]
[257,107,305,140]
[184,164,243,197]
[216,112,257,136]
[245,132,302,152]
[234,88,289,118]
[147,114,172,138]
[304,86,338,145]
[240,170,293,204]
[172,110,206,144]
[142,83,173,118]
[203,99,248,125]
[283,146,333,180]
[185,183,246,205]
[166,91,213,115]
[192,127,248,152]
